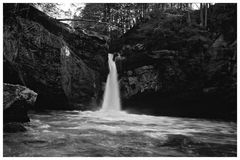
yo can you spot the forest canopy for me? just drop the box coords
[33,3,236,43]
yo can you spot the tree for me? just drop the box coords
[200,3,204,26]
[186,3,192,26]
[72,3,197,39]
[204,3,208,27]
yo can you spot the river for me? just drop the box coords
[3,110,237,157]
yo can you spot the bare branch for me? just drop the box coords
[56,18,109,24]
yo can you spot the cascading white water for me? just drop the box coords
[101,54,121,112]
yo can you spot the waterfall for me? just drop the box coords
[101,54,121,112]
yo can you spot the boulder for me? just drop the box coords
[3,83,37,123]
[4,122,27,133]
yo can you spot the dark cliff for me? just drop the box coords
[3,4,109,110]
[111,4,237,121]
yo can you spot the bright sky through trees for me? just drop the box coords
[58,3,85,19]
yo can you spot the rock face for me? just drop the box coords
[3,83,37,123]
[3,4,108,109]
[113,5,236,120]
[120,65,160,99]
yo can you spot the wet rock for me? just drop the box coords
[161,134,208,156]
[120,65,160,99]
[3,83,37,123]
[148,50,177,59]
[4,122,27,133]
[60,44,101,109]
[162,134,199,148]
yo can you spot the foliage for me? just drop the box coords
[33,3,62,18]
[208,3,237,42]
[73,3,194,38]
[31,3,237,49]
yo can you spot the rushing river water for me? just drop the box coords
[4,110,237,157]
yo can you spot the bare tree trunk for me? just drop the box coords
[57,18,108,24]
[143,3,147,18]
[106,4,111,37]
[157,3,161,10]
[187,3,191,26]
[162,3,165,10]
[126,9,130,30]
[187,12,191,26]
[204,3,208,27]
[200,3,204,26]
[189,3,192,10]
[120,16,124,34]
[103,4,107,22]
